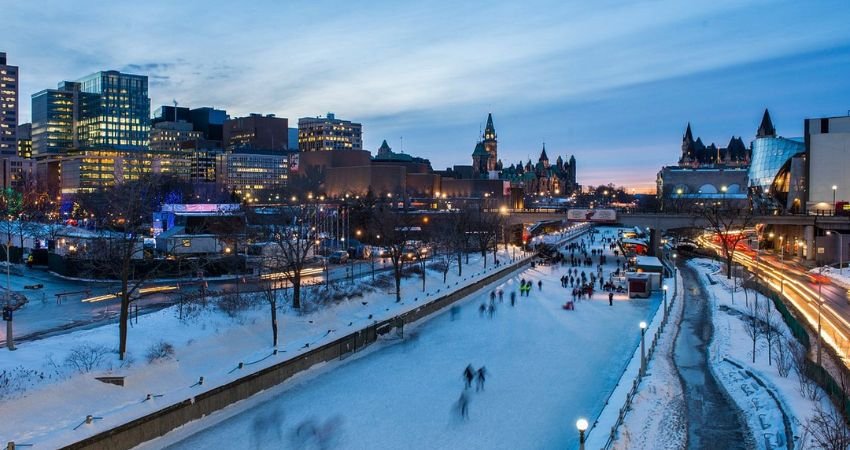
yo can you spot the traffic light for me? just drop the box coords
[2,306,11,322]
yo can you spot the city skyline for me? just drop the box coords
[5,0,850,191]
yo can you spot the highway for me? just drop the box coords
[697,235,850,365]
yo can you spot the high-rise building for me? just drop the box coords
[16,123,31,158]
[31,82,79,157]
[0,52,19,155]
[74,71,150,151]
[32,71,150,157]
[298,113,362,152]
[224,114,288,152]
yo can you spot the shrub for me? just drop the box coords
[65,344,111,374]
[146,340,176,364]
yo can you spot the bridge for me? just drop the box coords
[503,210,850,231]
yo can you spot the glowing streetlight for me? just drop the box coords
[576,418,589,449]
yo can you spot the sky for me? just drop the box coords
[5,0,850,191]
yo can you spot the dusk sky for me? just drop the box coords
[6,0,850,191]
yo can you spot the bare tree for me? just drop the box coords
[75,173,191,360]
[804,404,850,450]
[742,293,762,364]
[256,203,320,310]
[695,201,755,279]
[473,210,502,267]
[370,204,418,302]
[773,336,793,378]
[259,280,280,347]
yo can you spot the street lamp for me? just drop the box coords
[833,185,838,215]
[576,418,589,450]
[639,321,648,376]
[662,285,668,318]
[827,230,844,275]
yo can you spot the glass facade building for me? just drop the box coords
[748,136,804,191]
[32,71,150,158]
[748,136,805,211]
[76,71,150,151]
[31,84,78,157]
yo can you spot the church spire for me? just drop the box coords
[539,143,549,163]
[483,113,496,141]
[757,108,776,138]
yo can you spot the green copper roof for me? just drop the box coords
[472,141,488,156]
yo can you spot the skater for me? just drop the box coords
[451,305,460,321]
[479,303,486,317]
[490,291,496,303]
[498,290,504,303]
[538,280,542,291]
[476,366,487,391]
[457,391,470,419]
[464,365,475,389]
[609,292,614,306]
[510,291,516,306]
[488,303,496,318]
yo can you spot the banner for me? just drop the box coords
[567,208,617,222]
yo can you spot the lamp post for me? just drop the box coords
[500,205,508,252]
[833,185,838,215]
[639,321,648,376]
[576,418,588,450]
[816,267,826,366]
[827,231,844,275]
[662,285,668,318]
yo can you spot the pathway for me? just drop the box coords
[674,263,751,449]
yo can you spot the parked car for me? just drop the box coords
[328,250,349,264]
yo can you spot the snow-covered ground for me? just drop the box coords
[0,225,601,448]
[608,271,686,450]
[691,258,836,449]
[138,227,661,450]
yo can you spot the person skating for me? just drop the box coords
[498,290,504,303]
[479,303,486,317]
[538,280,542,291]
[510,291,516,306]
[609,292,614,306]
[457,391,470,419]
[464,365,475,389]
[476,366,487,392]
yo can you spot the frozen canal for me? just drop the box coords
[151,232,660,450]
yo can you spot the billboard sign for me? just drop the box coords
[567,208,617,222]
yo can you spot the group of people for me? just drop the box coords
[457,365,488,419]
[518,278,540,296]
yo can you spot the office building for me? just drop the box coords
[298,113,362,152]
[32,70,150,157]
[224,114,288,152]
[0,156,35,190]
[150,120,202,155]
[31,83,79,157]
[17,123,31,158]
[190,107,228,141]
[215,149,291,201]
[0,52,19,155]
[805,114,850,214]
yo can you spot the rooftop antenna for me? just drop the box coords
[172,99,178,122]
[400,136,403,154]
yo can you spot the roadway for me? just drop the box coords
[697,235,850,365]
[0,257,396,346]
